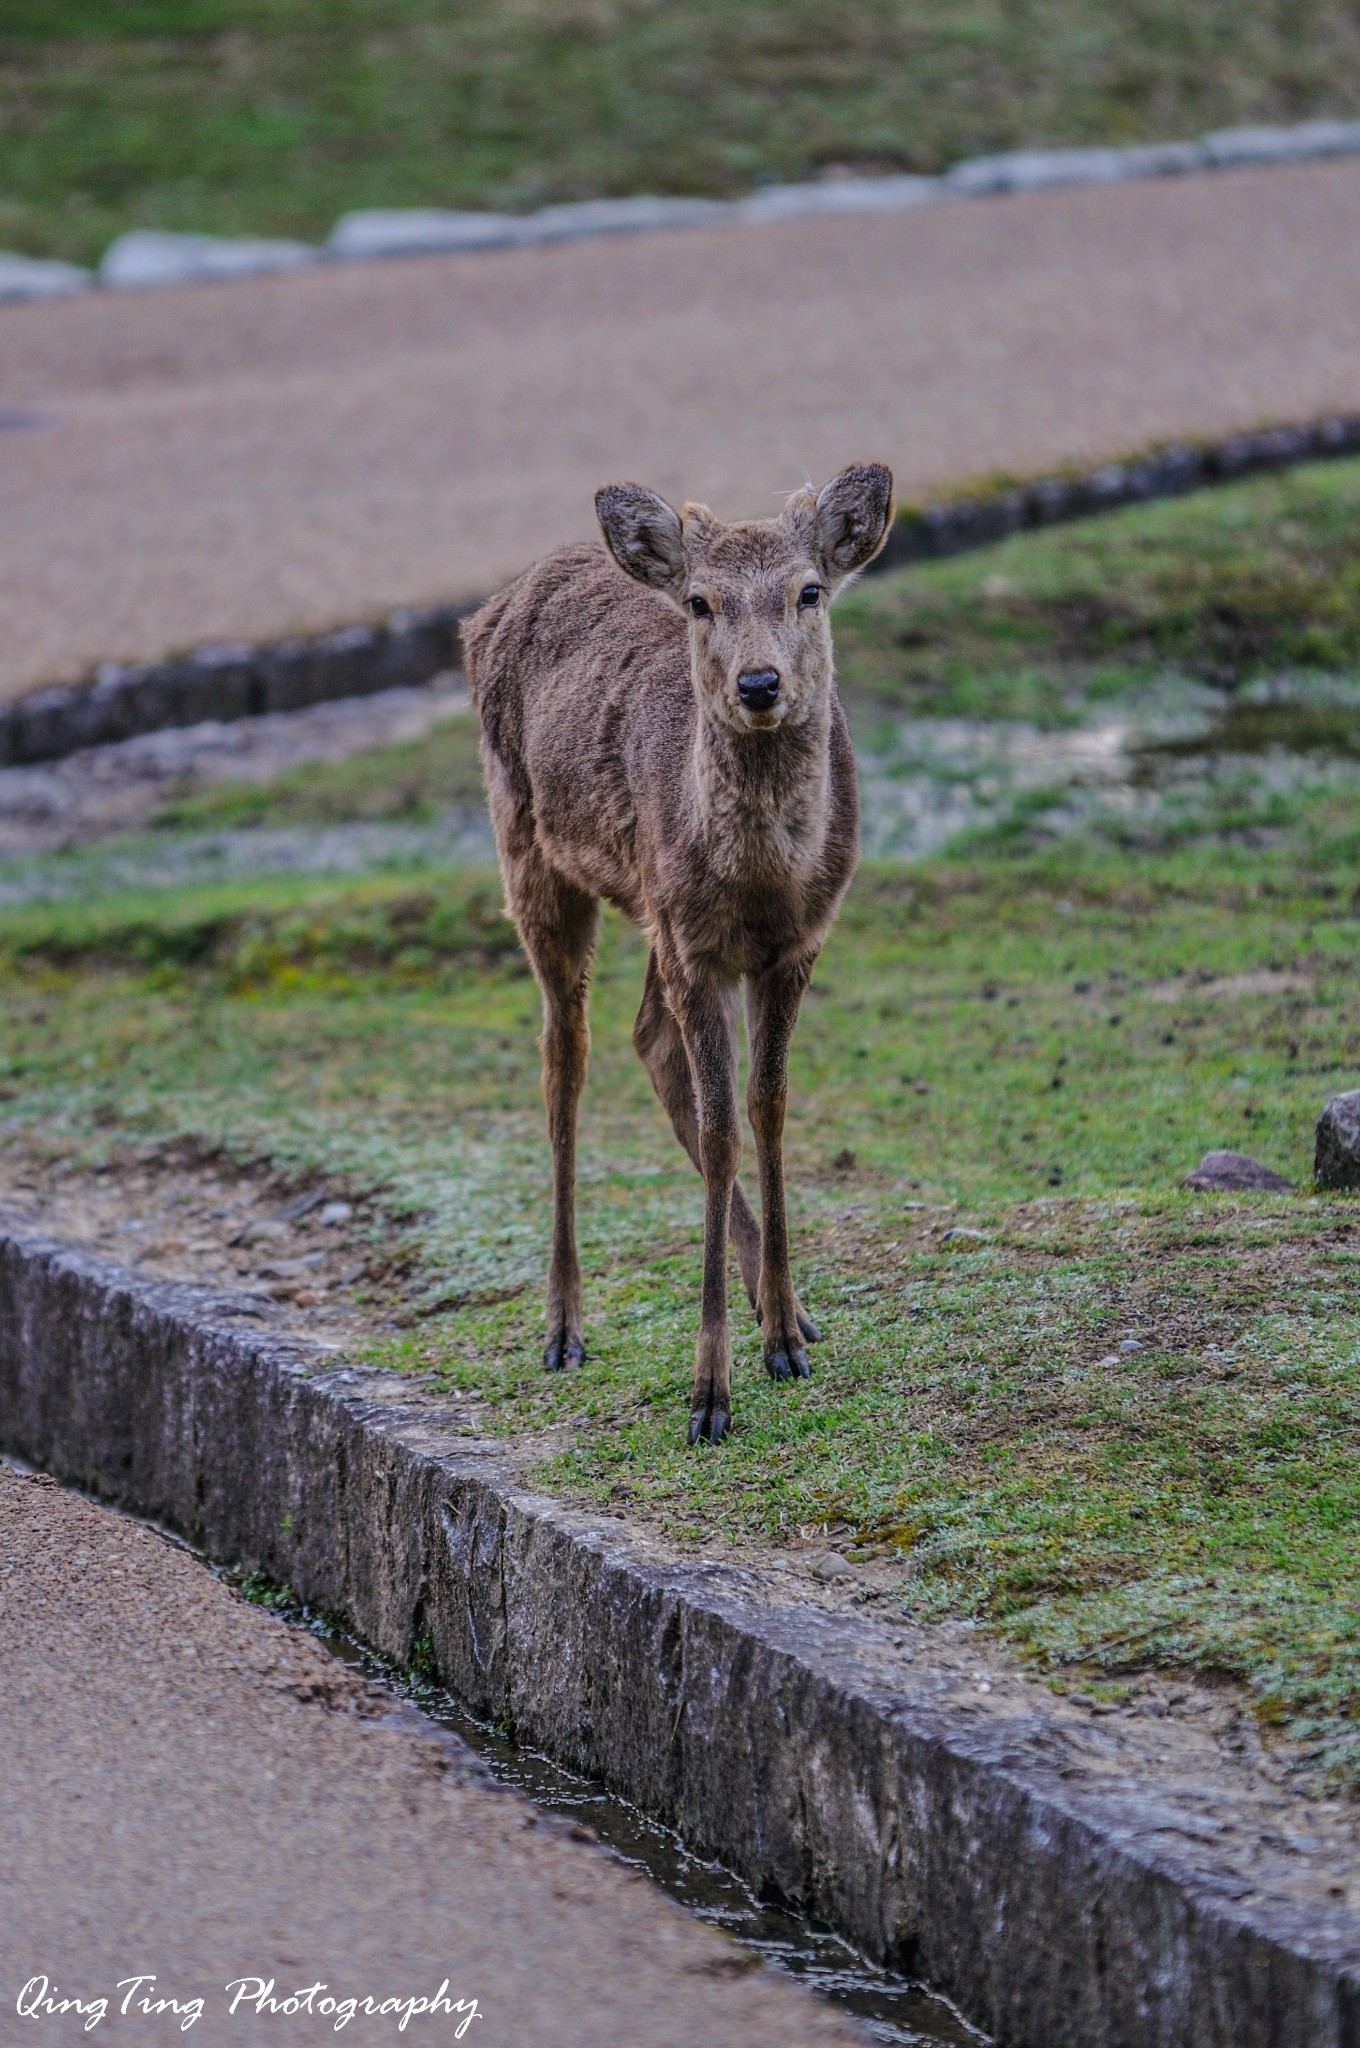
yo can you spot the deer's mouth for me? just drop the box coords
[736,702,784,732]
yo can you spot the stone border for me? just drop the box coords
[9,412,1359,771]
[6,117,1360,296]
[876,415,1360,570]
[0,603,472,771]
[0,1218,1356,2048]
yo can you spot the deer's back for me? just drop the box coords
[464,543,692,914]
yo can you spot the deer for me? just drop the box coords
[462,463,895,1443]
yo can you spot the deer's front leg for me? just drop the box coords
[673,972,742,1446]
[747,958,819,1382]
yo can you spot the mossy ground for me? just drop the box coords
[8,461,1360,1776]
[9,1,1360,263]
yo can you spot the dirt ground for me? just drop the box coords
[0,1462,869,2048]
[5,159,1360,699]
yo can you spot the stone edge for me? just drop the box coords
[0,1220,1357,2048]
[10,116,1360,297]
[9,413,1359,771]
[1,602,474,771]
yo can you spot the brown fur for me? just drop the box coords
[463,464,895,1442]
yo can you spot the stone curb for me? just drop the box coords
[875,413,1360,570]
[0,1219,1357,2048]
[0,601,474,771]
[9,412,1359,772]
[7,117,1360,297]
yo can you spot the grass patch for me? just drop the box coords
[152,711,486,833]
[7,836,1360,1771]
[8,1,1360,261]
[0,868,521,983]
[836,457,1360,720]
[10,462,1360,1778]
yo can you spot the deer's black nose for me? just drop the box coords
[737,668,781,711]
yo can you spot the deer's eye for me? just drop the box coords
[798,582,822,609]
[688,593,713,620]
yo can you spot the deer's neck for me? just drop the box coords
[690,691,834,881]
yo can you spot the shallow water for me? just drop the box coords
[304,1608,987,2048]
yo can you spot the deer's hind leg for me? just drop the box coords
[632,951,763,1310]
[509,861,600,1373]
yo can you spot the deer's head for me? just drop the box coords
[596,464,894,734]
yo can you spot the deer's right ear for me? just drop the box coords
[596,483,687,599]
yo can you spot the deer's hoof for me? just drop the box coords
[765,1342,811,1383]
[688,1398,730,1446]
[544,1330,585,1373]
[796,1307,822,1345]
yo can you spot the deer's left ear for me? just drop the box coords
[813,463,895,588]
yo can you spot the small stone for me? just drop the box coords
[529,195,731,241]
[257,1254,326,1279]
[0,252,91,302]
[939,1227,986,1246]
[100,230,318,289]
[1182,1150,1293,1192]
[736,174,941,224]
[1118,1338,1144,1353]
[327,209,526,259]
[319,1201,353,1226]
[811,1553,856,1582]
[231,1218,289,1247]
[1315,1091,1360,1190]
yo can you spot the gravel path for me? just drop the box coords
[4,159,1360,701]
[0,1463,863,2048]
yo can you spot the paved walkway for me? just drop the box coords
[0,1464,862,2048]
[4,159,1360,702]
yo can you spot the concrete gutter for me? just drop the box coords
[1,1218,1358,2046]
[8,413,1360,773]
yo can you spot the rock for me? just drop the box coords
[944,147,1148,196]
[0,253,91,302]
[319,1201,353,1227]
[257,1254,326,1280]
[736,175,942,224]
[99,231,318,290]
[230,1218,289,1248]
[939,1226,987,1246]
[1315,1091,1360,1190]
[1182,1150,1294,1192]
[811,1553,856,1582]
[326,210,527,259]
[1202,120,1360,167]
[527,195,730,241]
